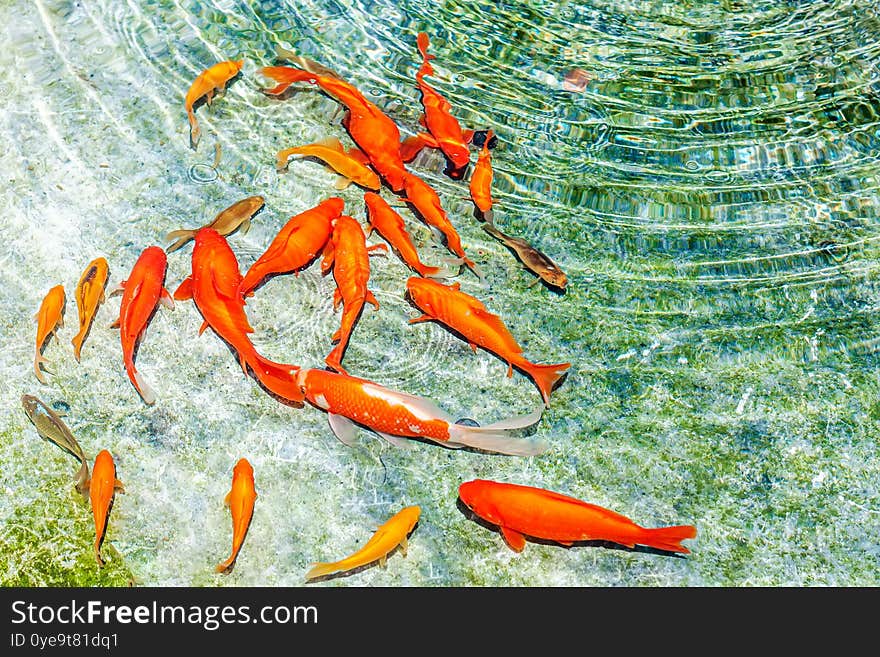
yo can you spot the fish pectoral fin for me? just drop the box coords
[198,320,210,336]
[328,413,359,447]
[223,492,231,507]
[108,318,120,329]
[408,314,434,324]
[365,290,379,310]
[379,555,387,568]
[159,287,175,310]
[240,218,251,235]
[527,276,542,288]
[463,129,475,144]
[399,536,409,556]
[108,281,126,297]
[114,479,126,494]
[333,176,352,190]
[173,277,193,301]
[500,526,527,552]
[469,343,478,354]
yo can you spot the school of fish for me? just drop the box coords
[21,33,696,580]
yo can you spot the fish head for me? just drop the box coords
[233,458,254,482]
[458,479,501,524]
[541,265,568,290]
[21,394,39,417]
[404,276,438,314]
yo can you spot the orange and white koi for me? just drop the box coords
[33,284,66,384]
[363,191,450,279]
[173,228,303,403]
[238,197,343,298]
[406,277,570,406]
[294,367,546,456]
[459,479,697,554]
[165,195,264,253]
[89,449,125,567]
[321,215,386,373]
[185,59,244,150]
[306,505,421,581]
[469,129,496,222]
[217,457,257,574]
[276,137,381,191]
[414,33,472,178]
[260,63,408,192]
[400,171,482,280]
[71,257,109,361]
[110,246,173,405]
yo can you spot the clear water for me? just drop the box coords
[2,0,879,586]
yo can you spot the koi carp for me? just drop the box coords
[89,449,125,567]
[482,223,568,291]
[21,394,90,495]
[364,191,451,279]
[238,197,343,298]
[71,257,109,362]
[33,284,66,384]
[459,479,697,555]
[276,137,381,191]
[173,228,303,403]
[414,32,472,178]
[306,505,420,581]
[110,246,174,405]
[165,195,265,253]
[321,214,386,373]
[469,129,496,223]
[400,171,482,280]
[406,277,570,406]
[294,367,546,456]
[217,457,257,574]
[185,59,244,150]
[260,64,408,191]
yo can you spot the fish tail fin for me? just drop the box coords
[216,555,237,574]
[415,263,452,279]
[481,208,495,225]
[259,66,316,95]
[164,229,196,253]
[71,331,85,362]
[447,407,546,456]
[94,540,105,567]
[33,354,48,384]
[248,354,303,403]
[188,107,200,150]
[127,363,156,406]
[416,33,436,74]
[519,361,571,406]
[640,525,698,554]
[305,561,340,582]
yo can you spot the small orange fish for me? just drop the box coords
[276,137,382,191]
[406,277,570,406]
[216,458,257,574]
[459,479,697,554]
[89,449,125,567]
[295,367,546,455]
[71,257,109,362]
[185,59,244,150]
[33,284,66,384]
[469,129,496,222]
[364,191,450,279]
[306,505,421,581]
[111,246,174,405]
[321,215,386,373]
[238,197,343,298]
[400,171,482,281]
[165,195,265,253]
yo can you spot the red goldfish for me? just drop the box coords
[459,479,697,554]
[217,458,257,574]
[111,246,174,405]
[185,59,244,150]
[260,64,408,191]
[89,449,125,567]
[406,277,570,406]
[238,197,343,298]
[469,129,496,222]
[173,228,303,403]
[321,215,385,373]
[276,137,381,191]
[33,284,66,384]
[414,33,472,178]
[364,191,450,279]
[71,257,109,361]
[294,367,546,456]
[400,171,482,280]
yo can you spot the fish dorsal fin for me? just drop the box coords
[500,526,527,552]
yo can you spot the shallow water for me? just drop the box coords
[2,0,879,586]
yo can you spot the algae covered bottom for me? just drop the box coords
[1,0,879,586]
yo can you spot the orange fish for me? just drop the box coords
[414,33,472,178]
[294,367,546,456]
[400,171,482,280]
[260,64,409,192]
[364,191,451,279]
[33,284,66,384]
[185,59,244,150]
[469,129,496,222]
[459,479,697,554]
[276,137,381,191]
[71,257,109,362]
[216,457,257,574]
[89,449,125,567]
[110,246,174,405]
[238,197,343,298]
[321,215,386,373]
[406,277,570,406]
[173,228,303,403]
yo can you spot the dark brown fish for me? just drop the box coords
[483,223,567,291]
[165,195,265,253]
[21,394,90,495]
